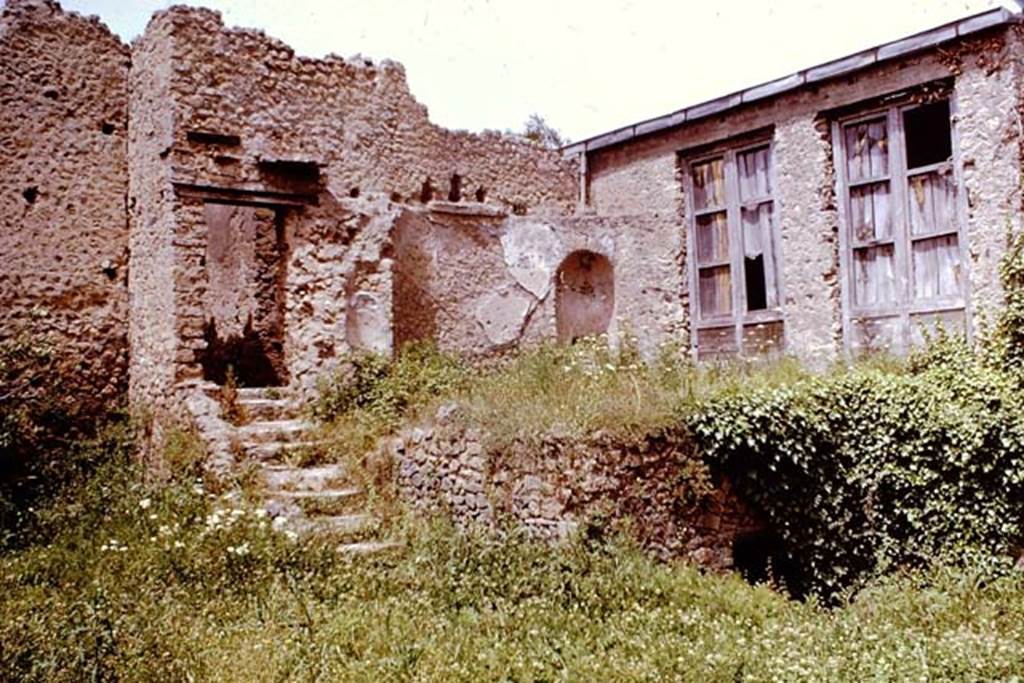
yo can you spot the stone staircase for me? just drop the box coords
[202,384,401,556]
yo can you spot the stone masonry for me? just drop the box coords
[390,410,763,568]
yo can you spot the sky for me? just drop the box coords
[28,0,1019,142]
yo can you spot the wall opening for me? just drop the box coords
[555,250,614,343]
[198,203,288,387]
[448,173,462,202]
[732,530,807,599]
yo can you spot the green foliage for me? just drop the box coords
[4,453,1024,681]
[521,113,568,149]
[690,336,1024,598]
[313,342,467,427]
[218,366,248,426]
[309,342,469,468]
[687,232,1024,599]
[0,319,112,541]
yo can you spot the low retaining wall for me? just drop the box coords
[390,410,764,570]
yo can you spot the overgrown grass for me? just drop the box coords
[3,443,1024,681]
[312,336,810,457]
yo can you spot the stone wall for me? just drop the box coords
[124,5,579,412]
[151,6,577,216]
[392,208,686,360]
[391,414,763,568]
[582,27,1023,363]
[0,0,129,410]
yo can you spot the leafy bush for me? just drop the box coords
[689,230,1024,599]
[690,336,1024,598]
[0,321,111,541]
[312,342,467,426]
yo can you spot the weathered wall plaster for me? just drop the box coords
[0,0,129,411]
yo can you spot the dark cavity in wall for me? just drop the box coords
[22,187,38,204]
[448,173,462,202]
[197,203,288,387]
[420,178,434,203]
[101,122,115,135]
[475,187,487,202]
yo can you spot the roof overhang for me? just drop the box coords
[562,6,1019,158]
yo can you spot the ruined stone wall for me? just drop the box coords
[0,0,129,409]
[153,6,576,215]
[392,208,686,359]
[124,6,578,408]
[128,12,185,423]
[391,416,763,568]
[584,30,1022,362]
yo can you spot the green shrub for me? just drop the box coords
[690,337,1024,598]
[312,342,467,427]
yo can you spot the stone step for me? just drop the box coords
[237,387,290,401]
[238,397,299,421]
[283,513,373,538]
[267,487,364,515]
[236,419,314,445]
[336,540,404,556]
[261,463,350,492]
[243,440,325,462]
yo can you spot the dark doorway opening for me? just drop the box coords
[198,203,288,387]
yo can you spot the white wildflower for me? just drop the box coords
[139,498,151,510]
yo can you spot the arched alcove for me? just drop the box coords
[555,250,614,343]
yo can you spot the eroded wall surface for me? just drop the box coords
[392,417,764,567]
[125,5,578,409]
[0,0,129,408]
[583,28,1023,362]
[392,207,685,359]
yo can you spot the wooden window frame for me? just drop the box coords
[832,95,970,356]
[682,138,785,357]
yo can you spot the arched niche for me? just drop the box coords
[555,250,614,343]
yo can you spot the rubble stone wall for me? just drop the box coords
[392,417,763,568]
[0,0,129,409]
[153,6,577,215]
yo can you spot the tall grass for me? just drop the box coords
[2,442,1024,681]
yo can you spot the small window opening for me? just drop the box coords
[744,256,767,311]
[349,187,360,198]
[389,191,402,203]
[475,187,487,202]
[101,122,115,135]
[903,100,952,169]
[447,173,462,202]
[22,187,38,204]
[419,178,434,203]
[512,202,528,216]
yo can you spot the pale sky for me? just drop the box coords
[28,0,1019,141]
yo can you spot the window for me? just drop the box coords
[833,97,966,355]
[684,142,784,358]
